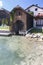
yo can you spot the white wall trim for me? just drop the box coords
[25,27,33,35]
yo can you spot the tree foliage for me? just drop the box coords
[28,12,34,15]
[2,18,5,26]
[2,18,9,26]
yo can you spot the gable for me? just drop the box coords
[26,6,43,12]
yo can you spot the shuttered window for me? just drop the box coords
[36,19,43,26]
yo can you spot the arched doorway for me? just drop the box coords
[13,20,24,35]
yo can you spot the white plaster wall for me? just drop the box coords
[33,19,36,27]
[26,6,43,16]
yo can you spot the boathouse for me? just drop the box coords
[11,5,33,35]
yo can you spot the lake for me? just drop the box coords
[0,36,43,65]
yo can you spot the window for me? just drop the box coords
[36,20,43,26]
[35,8,38,11]
[28,10,30,12]
[16,11,22,16]
[19,12,21,15]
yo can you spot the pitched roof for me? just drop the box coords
[0,8,10,19]
[25,4,43,10]
[11,5,25,11]
[0,8,10,15]
[11,5,33,17]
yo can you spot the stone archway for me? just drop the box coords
[13,20,24,35]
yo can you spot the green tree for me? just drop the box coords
[10,15,12,23]
[28,12,34,16]
[5,18,8,25]
[10,10,16,32]
[2,18,5,26]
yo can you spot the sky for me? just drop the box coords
[0,0,43,11]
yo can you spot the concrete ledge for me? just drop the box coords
[0,31,11,36]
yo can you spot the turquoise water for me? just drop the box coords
[0,36,43,65]
[0,36,25,65]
